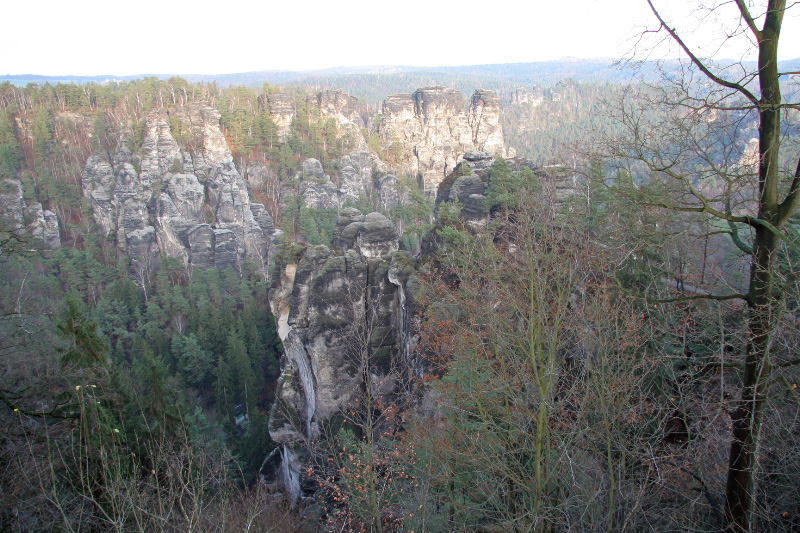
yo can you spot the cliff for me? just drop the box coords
[379,87,507,196]
[268,89,366,148]
[267,209,419,498]
[80,104,276,275]
[0,178,61,248]
[291,150,395,211]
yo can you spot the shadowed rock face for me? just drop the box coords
[0,178,61,248]
[268,210,418,499]
[292,150,390,211]
[80,104,275,275]
[379,87,507,197]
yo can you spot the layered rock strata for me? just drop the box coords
[292,151,395,210]
[268,209,419,499]
[81,104,275,274]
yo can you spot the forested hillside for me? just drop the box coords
[2,6,800,529]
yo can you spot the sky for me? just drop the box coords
[3,0,799,76]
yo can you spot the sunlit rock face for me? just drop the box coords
[80,104,275,275]
[268,209,419,499]
[379,87,507,197]
[468,89,506,156]
[511,87,545,106]
[267,89,366,149]
[267,93,295,138]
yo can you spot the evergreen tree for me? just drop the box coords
[58,292,109,368]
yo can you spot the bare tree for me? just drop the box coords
[598,1,800,530]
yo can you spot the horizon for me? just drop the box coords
[4,55,799,85]
[5,0,799,78]
[3,57,622,79]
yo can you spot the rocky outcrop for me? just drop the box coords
[432,154,579,232]
[267,93,295,138]
[268,210,418,499]
[0,178,61,248]
[375,174,403,211]
[291,151,395,210]
[267,90,366,149]
[81,104,275,275]
[379,87,508,197]
[468,90,505,156]
[297,179,341,211]
[511,87,545,106]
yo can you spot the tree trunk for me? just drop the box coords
[725,225,777,532]
[724,5,785,527]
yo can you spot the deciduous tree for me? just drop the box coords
[598,2,800,530]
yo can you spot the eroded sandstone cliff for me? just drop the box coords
[379,87,507,196]
[267,89,366,148]
[267,209,419,498]
[81,104,276,274]
[0,178,61,248]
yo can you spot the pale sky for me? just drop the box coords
[3,0,799,76]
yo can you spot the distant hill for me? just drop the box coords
[4,58,799,103]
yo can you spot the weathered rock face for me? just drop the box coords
[267,93,295,138]
[379,87,507,197]
[0,178,61,248]
[267,90,367,149]
[268,210,418,499]
[336,149,386,201]
[310,90,360,126]
[298,179,341,210]
[80,104,275,274]
[468,90,506,156]
[375,174,403,211]
[291,151,393,210]
[433,154,580,232]
[511,87,545,106]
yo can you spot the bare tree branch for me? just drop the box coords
[777,157,800,222]
[645,0,760,106]
[734,0,763,39]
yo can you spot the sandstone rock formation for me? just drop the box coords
[81,104,275,275]
[433,153,579,231]
[267,90,366,149]
[379,87,507,197]
[511,87,545,106]
[291,151,395,211]
[468,90,506,157]
[268,209,418,499]
[0,178,61,248]
[266,93,295,138]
